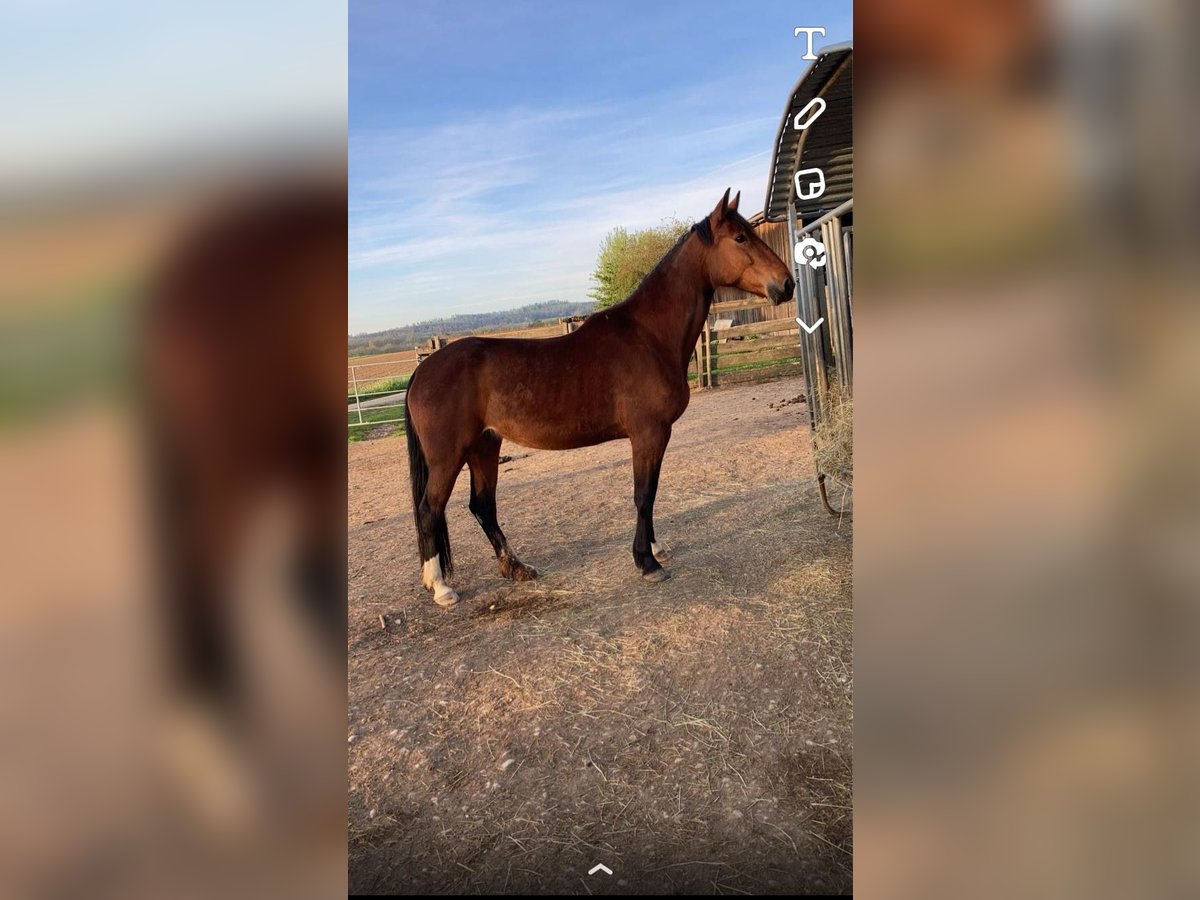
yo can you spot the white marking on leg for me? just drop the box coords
[652,541,671,561]
[422,556,459,607]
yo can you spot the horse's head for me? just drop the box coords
[697,188,794,304]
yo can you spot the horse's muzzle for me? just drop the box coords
[768,276,795,304]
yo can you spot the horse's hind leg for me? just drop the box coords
[418,459,463,607]
[466,431,538,581]
[289,428,347,662]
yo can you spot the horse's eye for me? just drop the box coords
[734,234,747,243]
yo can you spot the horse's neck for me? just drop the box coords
[625,236,713,371]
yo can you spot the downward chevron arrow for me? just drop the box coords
[796,316,824,334]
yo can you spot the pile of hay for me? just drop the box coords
[813,387,853,478]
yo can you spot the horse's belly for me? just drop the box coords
[488,418,625,451]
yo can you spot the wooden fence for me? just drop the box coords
[689,298,801,389]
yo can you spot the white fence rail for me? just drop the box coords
[347,359,412,431]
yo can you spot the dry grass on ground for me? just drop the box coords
[348,376,852,894]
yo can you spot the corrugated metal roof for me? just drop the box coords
[763,43,853,223]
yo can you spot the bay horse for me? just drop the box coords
[404,189,794,606]
[141,173,347,722]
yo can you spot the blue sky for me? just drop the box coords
[349,0,850,334]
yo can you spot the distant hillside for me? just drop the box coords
[349,300,594,356]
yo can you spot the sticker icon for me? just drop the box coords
[795,237,827,269]
[793,167,826,201]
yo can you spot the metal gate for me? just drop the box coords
[789,198,853,436]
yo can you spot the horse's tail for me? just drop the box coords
[405,396,453,576]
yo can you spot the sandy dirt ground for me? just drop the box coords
[348,376,852,894]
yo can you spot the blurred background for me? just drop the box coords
[0,2,346,898]
[3,0,1199,897]
[855,0,1200,897]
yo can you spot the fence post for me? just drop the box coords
[351,366,363,425]
[704,318,713,387]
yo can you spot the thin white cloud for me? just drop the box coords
[349,78,786,333]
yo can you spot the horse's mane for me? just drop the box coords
[611,214,732,311]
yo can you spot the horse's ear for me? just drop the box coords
[730,191,740,213]
[708,188,732,232]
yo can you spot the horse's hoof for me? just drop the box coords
[642,567,671,583]
[652,544,672,564]
[500,554,538,581]
[513,564,539,582]
[433,588,460,607]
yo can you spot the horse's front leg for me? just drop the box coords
[466,431,538,582]
[630,426,672,582]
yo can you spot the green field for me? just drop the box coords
[347,402,406,442]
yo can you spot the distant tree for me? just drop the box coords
[589,218,691,310]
